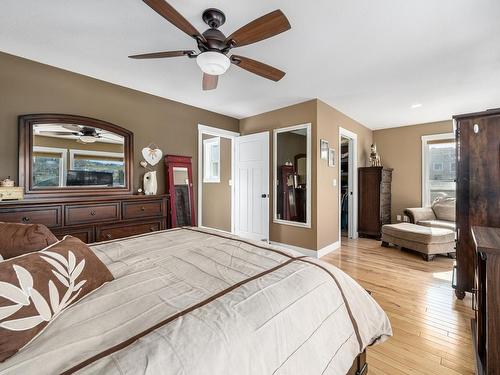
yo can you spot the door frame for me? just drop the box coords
[234,131,270,241]
[338,127,358,240]
[197,124,240,233]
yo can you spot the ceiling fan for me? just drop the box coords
[38,125,117,144]
[129,0,291,90]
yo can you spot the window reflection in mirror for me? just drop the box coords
[173,167,192,226]
[31,123,125,189]
[274,124,311,227]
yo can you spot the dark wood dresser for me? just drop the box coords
[358,166,393,239]
[0,195,170,243]
[454,109,500,299]
[471,226,500,375]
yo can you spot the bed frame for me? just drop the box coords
[347,350,367,375]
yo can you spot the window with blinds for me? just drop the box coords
[32,147,66,187]
[421,134,456,206]
[203,137,220,183]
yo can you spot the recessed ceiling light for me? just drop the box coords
[411,103,423,109]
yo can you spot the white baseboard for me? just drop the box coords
[317,241,341,258]
[269,240,340,259]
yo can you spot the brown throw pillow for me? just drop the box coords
[0,236,114,362]
[0,222,58,261]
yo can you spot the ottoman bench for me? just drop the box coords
[381,222,455,261]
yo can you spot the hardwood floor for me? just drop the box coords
[323,237,475,375]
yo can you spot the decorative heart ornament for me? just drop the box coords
[142,146,162,166]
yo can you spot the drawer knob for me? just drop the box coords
[141,206,146,211]
[22,217,30,223]
[106,234,112,240]
[90,210,96,216]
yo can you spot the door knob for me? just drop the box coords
[261,194,269,198]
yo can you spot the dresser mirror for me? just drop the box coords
[19,114,133,197]
[273,123,311,227]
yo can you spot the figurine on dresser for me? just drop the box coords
[369,144,381,167]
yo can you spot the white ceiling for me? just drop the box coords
[1,0,499,129]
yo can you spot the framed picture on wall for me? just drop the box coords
[320,139,329,160]
[328,148,336,167]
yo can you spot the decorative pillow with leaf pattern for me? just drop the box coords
[0,236,114,362]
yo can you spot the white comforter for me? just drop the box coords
[0,228,391,374]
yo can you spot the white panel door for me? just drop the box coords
[234,132,269,241]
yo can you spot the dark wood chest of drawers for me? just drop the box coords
[358,167,393,239]
[0,195,170,243]
[471,226,500,375]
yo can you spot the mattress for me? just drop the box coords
[0,227,392,374]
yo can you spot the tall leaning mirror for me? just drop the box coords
[273,123,311,227]
[19,114,133,197]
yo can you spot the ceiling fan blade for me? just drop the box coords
[230,55,285,81]
[143,0,206,42]
[38,131,78,136]
[129,50,195,59]
[225,10,291,48]
[202,74,218,90]
[62,124,82,132]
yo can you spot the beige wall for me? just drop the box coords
[240,100,318,250]
[373,120,453,222]
[316,100,373,249]
[0,52,239,199]
[202,134,232,232]
[240,99,373,251]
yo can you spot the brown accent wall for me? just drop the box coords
[239,100,318,250]
[0,52,239,197]
[316,100,373,249]
[373,120,453,222]
[240,99,373,251]
[201,134,232,232]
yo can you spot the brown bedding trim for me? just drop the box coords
[184,227,363,350]
[61,256,298,374]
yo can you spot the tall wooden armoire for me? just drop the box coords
[358,166,393,239]
[454,109,500,374]
[453,109,500,299]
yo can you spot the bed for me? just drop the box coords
[0,227,392,374]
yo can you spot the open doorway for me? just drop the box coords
[197,125,239,234]
[338,128,358,240]
[340,136,350,237]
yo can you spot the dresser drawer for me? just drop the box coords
[52,226,95,244]
[65,203,120,226]
[0,205,62,228]
[122,199,164,220]
[96,219,163,242]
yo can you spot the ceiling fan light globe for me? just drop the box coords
[79,135,97,143]
[196,51,230,76]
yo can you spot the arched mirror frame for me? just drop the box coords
[19,114,133,198]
